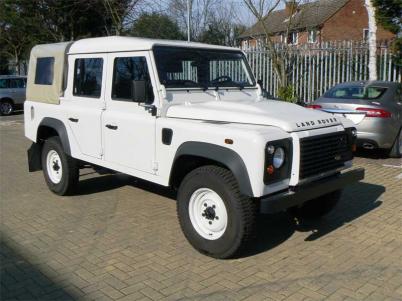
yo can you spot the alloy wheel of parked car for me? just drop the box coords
[389,128,402,158]
[399,130,402,155]
[0,101,13,116]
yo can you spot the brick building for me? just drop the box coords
[239,0,395,47]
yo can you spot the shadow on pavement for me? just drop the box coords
[296,181,385,241]
[74,172,384,258]
[76,172,176,200]
[244,181,384,257]
[0,238,76,301]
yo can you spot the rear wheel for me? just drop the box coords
[177,166,256,259]
[289,190,342,220]
[0,100,13,116]
[389,128,402,158]
[42,137,79,195]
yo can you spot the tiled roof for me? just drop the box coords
[240,0,350,38]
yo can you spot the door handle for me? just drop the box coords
[105,124,118,130]
[68,118,79,123]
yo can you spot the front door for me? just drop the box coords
[9,78,26,103]
[63,54,106,158]
[102,52,157,173]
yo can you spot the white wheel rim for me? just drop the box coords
[1,103,12,114]
[189,188,228,240]
[46,150,62,184]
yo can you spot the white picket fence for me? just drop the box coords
[242,41,402,102]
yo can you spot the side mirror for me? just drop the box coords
[131,80,146,103]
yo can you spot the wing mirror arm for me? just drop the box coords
[132,80,157,116]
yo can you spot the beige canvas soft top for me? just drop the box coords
[26,42,73,104]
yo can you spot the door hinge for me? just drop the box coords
[152,162,158,172]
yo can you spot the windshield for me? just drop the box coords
[324,85,387,100]
[153,46,256,89]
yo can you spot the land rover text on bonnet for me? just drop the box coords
[24,37,364,258]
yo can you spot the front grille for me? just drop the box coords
[299,132,351,179]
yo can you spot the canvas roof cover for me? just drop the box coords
[26,42,72,104]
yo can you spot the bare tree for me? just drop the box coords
[169,0,220,41]
[243,0,307,101]
[102,0,145,35]
[365,0,377,80]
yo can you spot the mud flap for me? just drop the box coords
[27,142,42,172]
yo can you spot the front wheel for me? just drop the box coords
[42,137,79,195]
[177,166,256,259]
[0,100,13,116]
[289,190,342,220]
[389,128,402,158]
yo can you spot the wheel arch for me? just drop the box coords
[37,117,71,155]
[170,142,254,196]
[0,97,14,104]
[28,118,71,172]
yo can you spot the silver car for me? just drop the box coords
[0,75,27,116]
[308,81,402,158]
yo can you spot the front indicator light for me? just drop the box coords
[266,165,275,175]
[273,147,285,168]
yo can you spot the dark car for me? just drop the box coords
[308,81,402,158]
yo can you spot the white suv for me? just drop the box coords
[24,37,364,258]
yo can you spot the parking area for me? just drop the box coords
[1,113,401,301]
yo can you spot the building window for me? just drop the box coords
[363,29,369,42]
[73,58,103,98]
[112,56,154,102]
[287,32,298,45]
[308,30,317,43]
[35,57,54,85]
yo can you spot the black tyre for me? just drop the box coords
[289,190,342,220]
[389,128,402,158]
[0,100,14,116]
[41,137,79,195]
[177,165,257,259]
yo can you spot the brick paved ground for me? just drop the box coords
[1,113,401,301]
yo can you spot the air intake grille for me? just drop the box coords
[299,132,351,179]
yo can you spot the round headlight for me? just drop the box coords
[273,147,285,168]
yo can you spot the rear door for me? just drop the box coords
[9,78,26,104]
[63,54,106,158]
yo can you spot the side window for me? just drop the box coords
[0,79,9,89]
[10,78,26,88]
[112,56,154,102]
[73,58,103,98]
[35,57,54,85]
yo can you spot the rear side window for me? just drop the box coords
[73,58,103,98]
[324,86,387,100]
[10,78,26,88]
[35,57,54,85]
[112,56,154,102]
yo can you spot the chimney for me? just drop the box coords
[285,1,298,16]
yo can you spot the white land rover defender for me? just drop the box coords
[25,37,364,258]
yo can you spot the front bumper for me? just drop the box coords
[260,168,365,213]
